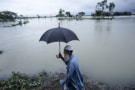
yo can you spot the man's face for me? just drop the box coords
[64,50,70,62]
[64,50,70,55]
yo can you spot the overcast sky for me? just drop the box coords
[0,0,135,16]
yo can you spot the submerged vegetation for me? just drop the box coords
[0,10,29,27]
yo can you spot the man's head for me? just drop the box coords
[63,45,73,62]
[64,45,73,55]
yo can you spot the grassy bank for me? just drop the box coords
[0,70,68,90]
[0,70,134,90]
[0,70,91,90]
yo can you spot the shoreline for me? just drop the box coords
[0,71,135,90]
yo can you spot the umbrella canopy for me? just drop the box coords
[39,26,79,52]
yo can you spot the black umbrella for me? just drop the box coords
[39,25,79,53]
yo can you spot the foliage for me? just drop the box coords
[113,11,132,16]
[0,70,49,90]
[94,0,116,18]
[0,71,134,90]
[0,11,17,22]
[109,2,115,14]
[56,9,65,17]
[65,12,73,17]
[92,11,132,17]
[77,12,85,17]
[56,9,85,19]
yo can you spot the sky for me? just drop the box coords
[0,0,135,16]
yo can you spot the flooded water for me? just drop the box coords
[0,16,135,85]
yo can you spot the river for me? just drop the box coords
[0,16,135,85]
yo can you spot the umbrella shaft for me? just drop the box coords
[59,41,61,53]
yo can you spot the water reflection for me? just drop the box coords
[94,20,112,31]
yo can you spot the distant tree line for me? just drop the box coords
[0,11,18,22]
[0,6,133,22]
[56,9,85,18]
[113,11,132,16]
[92,11,132,16]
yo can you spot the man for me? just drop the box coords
[56,45,85,90]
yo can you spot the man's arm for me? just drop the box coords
[60,63,74,86]
[56,53,67,65]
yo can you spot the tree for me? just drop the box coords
[109,2,115,19]
[0,11,17,21]
[95,2,103,16]
[101,0,107,11]
[78,12,85,16]
[96,0,108,18]
[56,9,65,17]
[95,0,115,19]
[65,12,72,17]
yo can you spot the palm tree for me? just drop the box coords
[58,9,65,17]
[96,0,108,18]
[78,12,85,17]
[65,12,72,17]
[101,0,108,18]
[95,2,102,17]
[109,2,115,19]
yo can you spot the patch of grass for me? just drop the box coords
[0,70,50,90]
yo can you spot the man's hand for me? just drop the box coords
[56,53,63,59]
[56,53,66,64]
[59,53,63,58]
[59,80,64,86]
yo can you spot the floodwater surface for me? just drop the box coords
[0,16,135,85]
